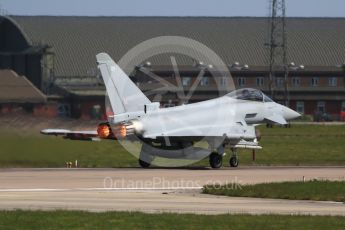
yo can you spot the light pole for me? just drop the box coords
[284,62,305,107]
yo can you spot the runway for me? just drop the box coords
[0,167,344,215]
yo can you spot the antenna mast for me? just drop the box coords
[267,0,288,106]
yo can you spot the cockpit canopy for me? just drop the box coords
[227,88,273,102]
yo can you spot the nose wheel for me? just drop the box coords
[229,148,239,167]
[229,156,239,167]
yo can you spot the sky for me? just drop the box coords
[0,0,344,17]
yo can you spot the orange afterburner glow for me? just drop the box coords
[97,124,111,139]
[114,125,127,138]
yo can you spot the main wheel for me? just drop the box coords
[229,156,239,167]
[209,152,223,169]
[139,159,151,168]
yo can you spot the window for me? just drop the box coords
[220,77,227,86]
[311,77,319,87]
[256,77,264,87]
[317,101,325,113]
[57,104,71,118]
[182,77,191,86]
[296,101,304,114]
[328,77,337,87]
[263,94,273,102]
[227,88,263,102]
[341,102,345,112]
[292,77,300,87]
[200,77,209,86]
[237,77,246,87]
[275,77,284,87]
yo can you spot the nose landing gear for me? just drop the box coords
[229,148,239,167]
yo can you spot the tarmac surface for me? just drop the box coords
[0,167,344,215]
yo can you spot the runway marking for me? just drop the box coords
[0,187,203,192]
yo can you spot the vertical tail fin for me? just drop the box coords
[96,53,151,114]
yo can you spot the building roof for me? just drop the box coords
[8,16,345,77]
[0,70,46,103]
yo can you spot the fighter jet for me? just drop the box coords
[41,53,300,168]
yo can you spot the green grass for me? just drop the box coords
[245,124,345,166]
[203,180,345,202]
[0,131,137,168]
[0,210,344,230]
[0,124,345,167]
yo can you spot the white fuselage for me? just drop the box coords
[136,96,265,140]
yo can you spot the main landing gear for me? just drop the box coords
[209,152,223,169]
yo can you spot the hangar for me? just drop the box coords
[0,69,46,115]
[0,15,344,120]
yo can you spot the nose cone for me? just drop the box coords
[282,106,301,120]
